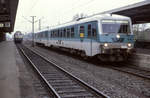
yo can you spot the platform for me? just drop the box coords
[136,48,150,55]
[128,48,150,69]
[0,41,20,98]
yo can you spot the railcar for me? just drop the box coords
[134,30,150,49]
[34,14,134,62]
[14,31,23,44]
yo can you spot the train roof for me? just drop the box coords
[14,31,22,35]
[37,14,131,33]
[52,14,130,30]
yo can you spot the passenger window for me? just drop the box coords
[53,31,55,38]
[63,29,66,38]
[71,27,74,38]
[54,30,57,38]
[51,31,53,38]
[92,24,97,37]
[44,32,45,38]
[60,29,63,38]
[67,28,70,38]
[79,26,84,38]
[45,31,48,38]
[41,33,43,38]
[56,30,58,37]
[88,24,92,37]
[53,31,54,38]
[58,30,60,38]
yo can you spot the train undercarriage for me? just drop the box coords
[97,48,134,62]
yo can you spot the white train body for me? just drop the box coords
[33,14,134,61]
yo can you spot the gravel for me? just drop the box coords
[28,45,150,98]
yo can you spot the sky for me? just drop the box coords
[14,0,144,34]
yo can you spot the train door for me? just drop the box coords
[46,31,49,46]
[78,24,85,50]
[87,22,97,56]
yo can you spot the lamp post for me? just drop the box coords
[31,16,36,47]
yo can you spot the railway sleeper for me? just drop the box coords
[51,82,77,86]
[60,92,94,98]
[57,89,87,94]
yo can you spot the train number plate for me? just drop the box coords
[121,46,127,48]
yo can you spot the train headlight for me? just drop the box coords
[116,34,120,39]
[127,43,132,47]
[104,43,108,47]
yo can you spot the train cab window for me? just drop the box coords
[67,28,70,38]
[79,26,85,38]
[92,24,97,37]
[88,24,92,37]
[71,27,74,38]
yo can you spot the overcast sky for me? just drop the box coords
[14,0,144,34]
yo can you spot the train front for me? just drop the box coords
[14,31,23,44]
[98,17,134,62]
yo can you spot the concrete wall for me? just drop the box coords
[129,53,150,69]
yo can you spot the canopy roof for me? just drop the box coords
[0,0,19,33]
[100,1,150,24]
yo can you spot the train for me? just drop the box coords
[134,29,150,49]
[27,14,135,62]
[14,31,23,43]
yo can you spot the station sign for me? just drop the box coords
[0,22,11,32]
[0,23,4,27]
[0,22,10,28]
[4,22,10,27]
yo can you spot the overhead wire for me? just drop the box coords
[61,0,96,15]
[58,0,96,24]
[25,0,40,16]
[23,0,96,31]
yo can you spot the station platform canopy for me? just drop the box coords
[100,0,150,24]
[0,0,19,33]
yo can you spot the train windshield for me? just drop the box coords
[102,20,131,34]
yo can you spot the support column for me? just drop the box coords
[0,33,6,42]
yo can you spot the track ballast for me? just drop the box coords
[18,45,109,98]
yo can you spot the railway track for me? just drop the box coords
[27,45,150,80]
[36,46,150,80]
[17,44,56,98]
[18,44,109,98]
[109,64,150,80]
